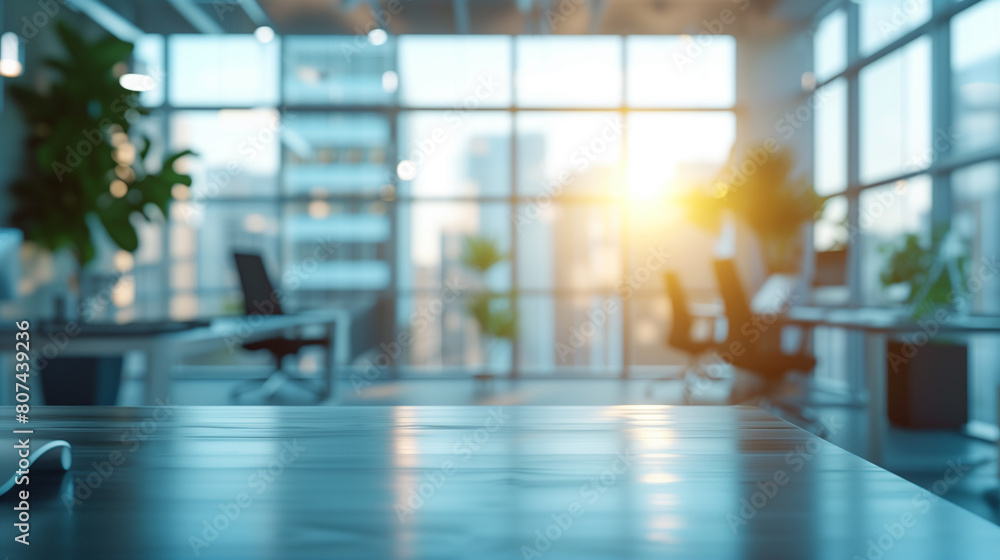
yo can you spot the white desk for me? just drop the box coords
[782,307,1000,465]
[691,304,1000,465]
[1,310,355,405]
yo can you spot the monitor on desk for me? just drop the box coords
[813,249,847,287]
[0,229,22,301]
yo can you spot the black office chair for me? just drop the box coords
[647,272,722,403]
[231,253,331,404]
[712,259,819,425]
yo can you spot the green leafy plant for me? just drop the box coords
[460,236,506,273]
[7,21,194,266]
[460,236,516,340]
[679,146,827,273]
[465,293,517,340]
[879,232,968,318]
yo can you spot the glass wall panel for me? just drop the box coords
[170,109,281,199]
[283,112,391,197]
[397,201,511,292]
[150,33,740,377]
[515,203,621,292]
[859,0,932,55]
[397,111,511,197]
[515,36,622,108]
[815,195,849,252]
[627,112,736,199]
[515,112,622,197]
[169,36,279,107]
[399,36,512,107]
[859,176,932,306]
[953,161,1000,314]
[951,0,1000,155]
[281,200,392,294]
[517,294,623,374]
[284,37,395,106]
[814,78,848,195]
[626,36,735,108]
[814,8,847,82]
[859,36,931,184]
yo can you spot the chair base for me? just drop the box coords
[230,371,330,405]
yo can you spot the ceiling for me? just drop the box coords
[91,0,825,37]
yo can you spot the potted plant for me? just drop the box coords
[459,236,516,378]
[679,146,828,275]
[879,231,969,429]
[6,22,195,404]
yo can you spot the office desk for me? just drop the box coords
[691,304,1000,465]
[781,307,1000,465]
[0,310,355,405]
[12,406,1000,559]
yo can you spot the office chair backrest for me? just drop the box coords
[234,253,284,316]
[664,272,694,348]
[712,259,753,340]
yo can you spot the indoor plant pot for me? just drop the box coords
[880,232,969,429]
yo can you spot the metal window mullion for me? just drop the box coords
[162,35,174,316]
[278,35,288,300]
[845,0,862,309]
[930,1,953,236]
[509,36,519,379]
[388,37,401,379]
[812,0,986,91]
[619,36,630,380]
[843,0,867,399]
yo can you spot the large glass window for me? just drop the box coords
[145,33,736,377]
[397,112,512,197]
[859,0,932,55]
[951,0,1000,155]
[813,0,1000,427]
[398,36,512,107]
[953,162,1000,314]
[859,176,932,306]
[626,36,735,108]
[814,8,847,83]
[169,36,280,106]
[284,37,395,106]
[815,195,849,252]
[859,35,931,185]
[814,78,848,195]
[515,36,623,108]
[170,109,281,198]
[515,112,623,196]
[283,112,391,197]
[953,161,1000,428]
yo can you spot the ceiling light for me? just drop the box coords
[119,73,156,91]
[0,32,23,78]
[368,28,388,46]
[296,66,322,84]
[396,160,417,181]
[243,214,268,233]
[800,72,816,92]
[308,200,331,219]
[381,70,398,93]
[0,59,22,78]
[254,26,275,44]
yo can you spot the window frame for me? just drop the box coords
[148,33,739,379]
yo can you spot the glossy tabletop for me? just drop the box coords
[6,406,999,559]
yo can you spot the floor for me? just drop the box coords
[119,371,1000,526]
